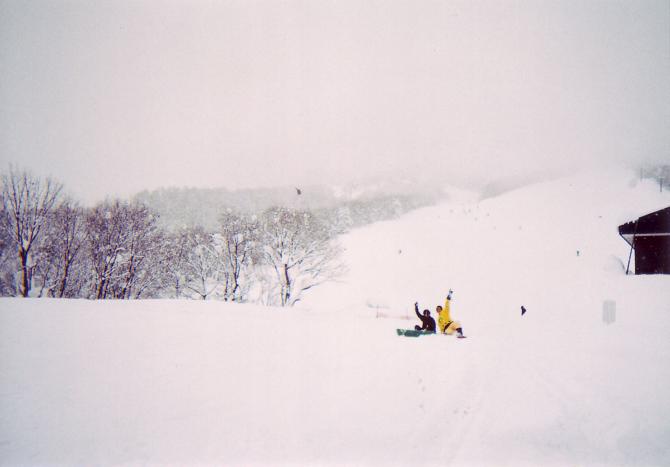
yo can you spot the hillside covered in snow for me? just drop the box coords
[1,167,669,466]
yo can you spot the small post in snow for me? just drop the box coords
[602,300,616,325]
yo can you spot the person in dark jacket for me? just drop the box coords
[414,302,436,333]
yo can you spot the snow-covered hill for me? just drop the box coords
[300,167,669,317]
[1,167,669,466]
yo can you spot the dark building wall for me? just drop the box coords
[634,236,670,274]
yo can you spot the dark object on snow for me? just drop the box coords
[618,206,670,274]
[521,306,527,316]
[296,187,302,195]
[397,328,433,337]
[414,302,436,333]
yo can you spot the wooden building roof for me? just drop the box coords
[618,206,670,245]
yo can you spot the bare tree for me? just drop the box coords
[0,167,62,297]
[259,207,344,306]
[54,201,88,297]
[161,228,191,298]
[0,203,14,295]
[182,226,221,300]
[85,200,163,299]
[86,200,128,299]
[31,200,88,298]
[113,203,161,299]
[217,211,258,302]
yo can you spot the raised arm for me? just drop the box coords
[415,302,422,319]
[445,290,453,306]
[443,291,452,321]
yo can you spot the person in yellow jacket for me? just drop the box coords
[436,290,466,338]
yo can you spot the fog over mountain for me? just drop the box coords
[1,1,668,203]
[135,178,444,230]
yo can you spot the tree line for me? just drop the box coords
[135,181,440,232]
[0,167,344,306]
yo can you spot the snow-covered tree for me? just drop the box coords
[258,207,344,307]
[113,203,162,299]
[160,228,191,298]
[182,226,221,300]
[0,167,62,297]
[85,200,162,299]
[31,200,88,298]
[86,201,129,299]
[0,203,14,296]
[217,211,258,302]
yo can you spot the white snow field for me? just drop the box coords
[1,167,669,466]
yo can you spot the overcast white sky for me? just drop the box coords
[1,0,668,202]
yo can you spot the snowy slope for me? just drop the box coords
[300,167,669,318]
[1,167,669,466]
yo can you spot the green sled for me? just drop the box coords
[396,329,435,337]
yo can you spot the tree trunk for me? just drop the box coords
[19,248,30,297]
[57,262,69,298]
[283,263,291,306]
[97,274,106,299]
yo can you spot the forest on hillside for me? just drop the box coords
[0,167,440,305]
